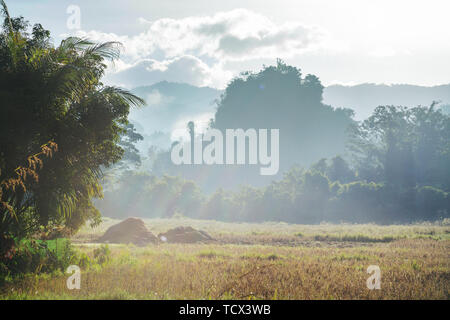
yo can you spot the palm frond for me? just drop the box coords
[82,41,122,61]
[101,86,146,108]
[58,37,94,53]
[59,37,122,61]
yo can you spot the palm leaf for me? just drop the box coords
[101,86,146,108]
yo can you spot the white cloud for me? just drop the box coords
[104,55,232,88]
[81,9,323,61]
[72,9,323,88]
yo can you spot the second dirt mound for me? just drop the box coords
[158,226,213,243]
[98,217,158,246]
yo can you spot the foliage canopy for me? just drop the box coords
[0,2,144,253]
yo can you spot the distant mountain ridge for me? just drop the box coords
[128,81,450,151]
[129,81,221,134]
[128,81,221,151]
[323,83,450,120]
[132,81,221,106]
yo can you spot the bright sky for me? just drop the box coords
[6,0,450,88]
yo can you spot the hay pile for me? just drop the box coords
[158,226,213,243]
[97,217,158,246]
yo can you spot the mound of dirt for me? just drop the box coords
[98,217,158,246]
[158,226,214,243]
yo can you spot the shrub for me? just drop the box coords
[0,238,78,284]
[93,244,111,265]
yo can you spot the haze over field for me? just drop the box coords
[1,0,449,303]
[3,0,450,222]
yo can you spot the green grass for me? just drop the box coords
[1,218,449,300]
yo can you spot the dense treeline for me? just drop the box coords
[99,104,450,224]
[99,63,450,224]
[98,154,449,224]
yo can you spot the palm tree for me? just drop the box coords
[0,0,145,246]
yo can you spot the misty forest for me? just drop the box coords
[0,1,449,299]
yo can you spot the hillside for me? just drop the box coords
[323,83,450,120]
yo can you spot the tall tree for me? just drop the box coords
[0,1,145,249]
[349,104,450,190]
[162,59,355,191]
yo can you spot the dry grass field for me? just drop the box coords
[1,218,449,300]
